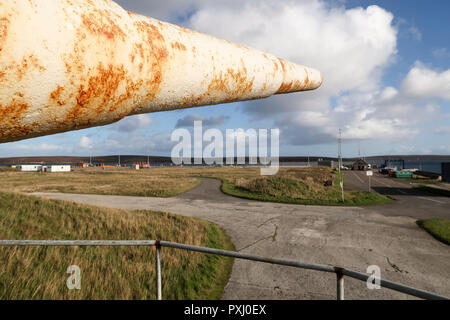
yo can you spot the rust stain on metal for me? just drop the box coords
[171,42,186,51]
[81,11,125,41]
[65,63,127,123]
[134,21,169,100]
[0,100,33,140]
[208,67,255,99]
[0,17,9,51]
[334,266,344,277]
[16,55,46,81]
[50,86,65,106]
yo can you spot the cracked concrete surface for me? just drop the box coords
[32,178,450,300]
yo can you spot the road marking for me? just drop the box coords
[351,171,364,184]
[372,177,391,187]
[416,197,447,204]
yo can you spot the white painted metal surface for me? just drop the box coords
[0,0,323,143]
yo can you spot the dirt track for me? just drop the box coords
[33,177,450,300]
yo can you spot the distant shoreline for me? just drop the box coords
[0,154,449,165]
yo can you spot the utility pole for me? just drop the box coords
[358,141,361,159]
[118,155,121,167]
[338,128,342,173]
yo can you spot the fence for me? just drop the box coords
[0,240,448,300]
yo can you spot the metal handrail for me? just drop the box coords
[0,240,447,300]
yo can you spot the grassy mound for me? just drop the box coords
[0,192,234,299]
[221,170,391,206]
[417,219,450,245]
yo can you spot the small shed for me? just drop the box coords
[42,165,71,173]
[352,159,370,171]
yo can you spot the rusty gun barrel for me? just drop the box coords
[0,0,322,143]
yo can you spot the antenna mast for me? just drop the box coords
[338,128,342,173]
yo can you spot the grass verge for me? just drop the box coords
[0,192,234,299]
[417,219,450,245]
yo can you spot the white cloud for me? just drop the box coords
[435,126,450,135]
[432,48,450,58]
[78,136,93,149]
[115,0,208,22]
[183,1,412,144]
[189,2,397,97]
[15,143,68,152]
[408,26,422,41]
[401,62,450,100]
[114,114,154,132]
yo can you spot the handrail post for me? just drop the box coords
[335,267,344,300]
[155,240,162,300]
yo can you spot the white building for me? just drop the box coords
[42,165,71,173]
[19,165,42,172]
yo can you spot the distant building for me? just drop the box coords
[19,165,42,172]
[352,159,370,171]
[42,165,71,173]
[442,163,450,183]
[77,163,89,168]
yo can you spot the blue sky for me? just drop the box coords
[1,0,449,158]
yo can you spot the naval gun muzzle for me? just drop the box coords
[0,0,322,143]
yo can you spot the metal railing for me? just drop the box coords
[0,240,448,300]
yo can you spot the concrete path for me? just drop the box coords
[33,178,450,300]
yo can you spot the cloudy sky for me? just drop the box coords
[1,0,449,158]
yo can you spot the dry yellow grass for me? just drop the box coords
[0,192,234,299]
[0,167,200,197]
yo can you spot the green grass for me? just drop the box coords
[0,191,234,299]
[414,186,450,197]
[417,219,450,245]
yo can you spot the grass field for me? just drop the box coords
[0,192,234,299]
[0,166,391,206]
[0,168,201,197]
[417,219,450,245]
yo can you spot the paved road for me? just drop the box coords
[33,178,450,300]
[344,171,450,219]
